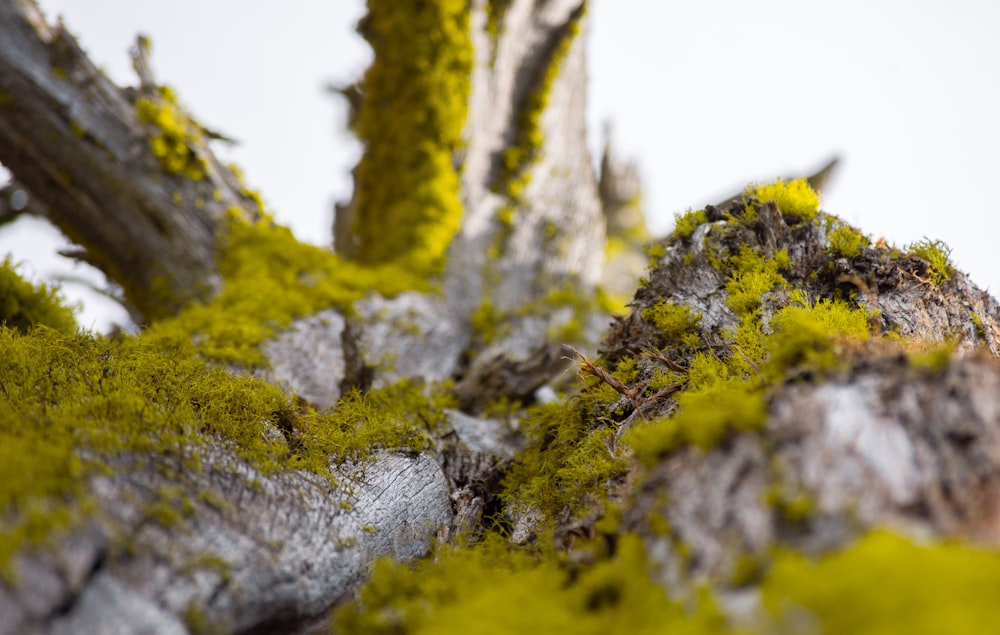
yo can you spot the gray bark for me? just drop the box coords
[0,0,261,322]
[0,448,451,635]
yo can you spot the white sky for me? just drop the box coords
[3,1,999,330]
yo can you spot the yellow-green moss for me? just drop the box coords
[747,178,820,221]
[135,85,207,181]
[907,237,956,285]
[0,320,454,580]
[0,91,13,107]
[350,0,472,272]
[724,246,792,315]
[501,398,627,524]
[766,290,872,378]
[148,216,428,367]
[641,300,702,346]
[0,257,77,334]
[672,208,708,240]
[827,224,869,258]
[334,533,731,635]
[763,531,1000,634]
[628,379,766,464]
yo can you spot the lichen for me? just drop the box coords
[349,0,472,273]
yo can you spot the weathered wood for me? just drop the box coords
[0,448,452,635]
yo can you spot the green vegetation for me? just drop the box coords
[671,208,708,240]
[501,399,627,524]
[827,224,869,258]
[766,290,873,377]
[724,246,792,315]
[0,321,453,579]
[135,85,208,181]
[148,215,428,367]
[335,524,1000,635]
[641,299,701,346]
[0,257,76,333]
[907,237,956,285]
[350,0,472,272]
[0,258,452,581]
[629,379,766,463]
[334,533,730,635]
[747,177,820,221]
[763,531,1000,634]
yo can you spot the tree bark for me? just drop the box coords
[0,0,261,322]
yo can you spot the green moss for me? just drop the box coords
[0,257,77,334]
[724,247,792,315]
[485,0,513,44]
[907,237,956,285]
[906,339,955,373]
[334,533,732,635]
[0,326,296,580]
[766,291,872,378]
[746,178,820,221]
[0,91,12,107]
[827,224,869,258]
[642,241,667,265]
[763,531,1000,634]
[350,0,472,272]
[135,85,208,181]
[628,380,766,464]
[641,299,702,347]
[671,208,708,240]
[148,216,428,367]
[501,399,628,524]
[971,311,987,340]
[0,317,453,581]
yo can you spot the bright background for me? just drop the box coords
[2,1,998,330]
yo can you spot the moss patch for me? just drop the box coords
[500,398,627,525]
[746,177,820,221]
[907,237,956,285]
[135,85,207,181]
[0,321,454,580]
[0,257,76,334]
[349,0,472,272]
[763,531,1000,634]
[333,533,731,635]
[671,208,708,240]
[147,215,428,367]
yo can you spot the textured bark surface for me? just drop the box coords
[0,449,451,635]
[0,0,261,321]
[594,195,1000,606]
